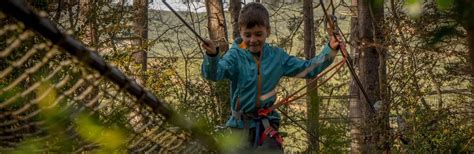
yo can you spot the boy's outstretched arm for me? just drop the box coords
[282,35,340,78]
[201,39,237,81]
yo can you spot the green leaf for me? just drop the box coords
[216,132,244,152]
[75,114,127,150]
[436,0,453,10]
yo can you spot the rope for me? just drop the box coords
[319,0,376,113]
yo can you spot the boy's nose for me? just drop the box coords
[249,36,257,43]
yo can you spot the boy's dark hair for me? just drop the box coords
[239,2,270,29]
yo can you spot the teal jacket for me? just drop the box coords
[201,40,335,128]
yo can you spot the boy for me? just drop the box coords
[201,2,340,152]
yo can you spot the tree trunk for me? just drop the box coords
[357,0,387,152]
[79,0,98,47]
[53,0,64,22]
[468,26,474,95]
[229,0,241,39]
[349,0,364,153]
[206,0,228,50]
[77,0,102,112]
[205,0,230,124]
[375,4,391,153]
[133,0,148,84]
[460,0,474,95]
[303,0,319,151]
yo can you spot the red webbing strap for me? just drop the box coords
[258,119,283,146]
[259,127,283,146]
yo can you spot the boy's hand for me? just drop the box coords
[329,33,341,50]
[201,39,217,55]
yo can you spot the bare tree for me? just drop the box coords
[303,0,320,152]
[468,25,474,94]
[205,0,228,50]
[357,0,389,152]
[79,0,98,46]
[205,0,230,124]
[229,0,241,39]
[133,0,148,83]
[455,0,474,94]
[349,0,364,152]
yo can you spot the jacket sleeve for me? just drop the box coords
[281,43,336,78]
[201,49,238,81]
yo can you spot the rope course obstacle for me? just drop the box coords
[0,0,217,152]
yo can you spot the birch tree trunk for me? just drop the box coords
[205,0,230,124]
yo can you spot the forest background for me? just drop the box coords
[0,0,473,153]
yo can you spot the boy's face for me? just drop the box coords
[240,25,269,53]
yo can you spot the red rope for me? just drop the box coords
[259,51,348,117]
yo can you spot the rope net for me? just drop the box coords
[0,2,212,153]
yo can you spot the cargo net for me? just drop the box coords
[0,11,208,153]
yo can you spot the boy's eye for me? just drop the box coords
[244,33,251,37]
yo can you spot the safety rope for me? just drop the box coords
[319,0,376,113]
[255,1,377,150]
